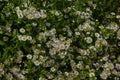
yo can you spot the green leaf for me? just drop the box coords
[0,40,5,45]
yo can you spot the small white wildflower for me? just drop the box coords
[32,22,37,27]
[102,56,108,61]
[22,69,28,74]
[29,7,36,14]
[112,69,117,75]
[60,36,66,41]
[27,54,32,59]
[59,44,65,50]
[102,40,108,46]
[74,70,79,76]
[33,49,40,54]
[86,8,90,12]
[111,12,115,15]
[6,73,13,80]
[34,12,40,18]
[89,72,95,77]
[46,23,51,27]
[3,36,9,41]
[76,63,82,69]
[27,36,32,41]
[116,15,120,19]
[0,70,4,76]
[55,11,60,16]
[38,33,46,41]
[49,49,56,55]
[100,72,108,80]
[50,67,56,72]
[11,67,20,75]
[16,10,23,18]
[59,52,65,58]
[117,29,120,39]
[95,40,101,47]
[39,11,46,18]
[23,3,28,8]
[42,1,46,7]
[111,23,119,31]
[34,60,40,66]
[104,62,114,70]
[75,32,80,36]
[84,23,91,30]
[95,33,100,38]
[81,50,88,55]
[115,64,120,70]
[42,14,47,18]
[89,46,96,51]
[19,28,25,33]
[18,35,22,41]
[37,44,41,47]
[50,28,56,34]
[118,42,120,46]
[117,56,120,62]
[75,11,81,15]
[23,9,30,16]
[32,55,38,61]
[68,31,72,37]
[78,25,83,31]
[27,14,34,19]
[86,32,90,35]
[16,7,20,11]
[85,37,93,44]
[17,73,25,80]
[99,25,104,29]
[21,35,27,41]
[65,72,69,76]
[103,69,111,76]
[17,50,23,58]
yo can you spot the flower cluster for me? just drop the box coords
[16,3,46,19]
[0,0,120,80]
